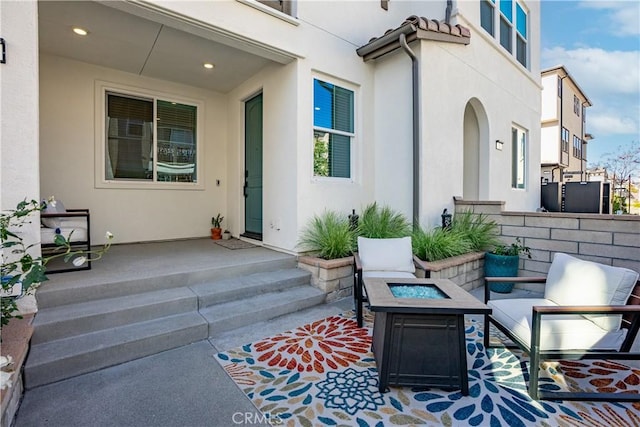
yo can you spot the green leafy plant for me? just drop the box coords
[412,225,474,262]
[450,210,499,252]
[298,210,355,260]
[491,237,531,258]
[1,198,113,327]
[356,202,412,239]
[211,214,224,228]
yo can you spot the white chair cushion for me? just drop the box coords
[489,298,628,351]
[357,236,415,274]
[362,271,417,279]
[41,224,88,244]
[544,253,639,331]
[41,199,66,228]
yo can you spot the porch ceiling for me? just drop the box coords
[38,1,278,93]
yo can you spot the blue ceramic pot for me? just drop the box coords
[484,252,519,293]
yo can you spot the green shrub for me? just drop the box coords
[450,210,499,252]
[356,202,412,238]
[491,237,531,258]
[412,225,474,262]
[298,210,355,260]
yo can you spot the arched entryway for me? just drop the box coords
[463,99,490,200]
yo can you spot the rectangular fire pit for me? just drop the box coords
[363,278,491,394]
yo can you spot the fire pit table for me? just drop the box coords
[363,278,491,394]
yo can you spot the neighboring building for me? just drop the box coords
[1,0,541,255]
[540,65,593,184]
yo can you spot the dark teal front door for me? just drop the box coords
[243,93,263,240]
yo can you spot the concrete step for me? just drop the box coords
[35,257,298,309]
[31,288,197,345]
[191,268,311,308]
[210,298,355,351]
[201,285,326,336]
[24,312,208,389]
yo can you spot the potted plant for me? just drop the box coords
[211,214,224,240]
[222,229,231,240]
[484,237,531,293]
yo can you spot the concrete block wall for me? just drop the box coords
[455,199,640,291]
[298,256,354,302]
[415,252,485,291]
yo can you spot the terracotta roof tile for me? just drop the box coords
[357,15,470,61]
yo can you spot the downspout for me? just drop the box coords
[580,101,588,181]
[399,33,420,228]
[558,74,568,181]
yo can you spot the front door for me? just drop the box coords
[243,93,263,240]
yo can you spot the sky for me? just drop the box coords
[540,0,640,167]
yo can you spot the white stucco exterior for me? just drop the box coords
[0,0,40,244]
[3,0,542,254]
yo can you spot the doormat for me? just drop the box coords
[214,238,257,250]
[215,311,640,426]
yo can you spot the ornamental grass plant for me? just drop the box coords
[412,225,474,262]
[412,210,498,261]
[298,210,355,260]
[450,210,499,252]
[356,202,412,238]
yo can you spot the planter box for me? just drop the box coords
[298,251,488,301]
[415,252,485,291]
[298,256,354,302]
[1,314,34,427]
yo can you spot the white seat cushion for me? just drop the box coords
[544,253,639,331]
[357,236,415,274]
[489,298,628,351]
[41,222,88,244]
[362,271,417,279]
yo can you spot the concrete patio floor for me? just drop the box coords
[13,287,545,427]
[12,239,545,427]
[14,297,355,427]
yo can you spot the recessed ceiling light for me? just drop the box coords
[72,27,88,36]
[203,63,215,69]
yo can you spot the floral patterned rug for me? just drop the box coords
[215,310,640,426]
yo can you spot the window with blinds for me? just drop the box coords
[313,79,354,179]
[105,92,198,183]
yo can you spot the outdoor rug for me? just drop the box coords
[216,310,640,426]
[213,238,257,250]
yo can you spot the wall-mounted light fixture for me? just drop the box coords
[1,38,6,64]
[495,140,504,150]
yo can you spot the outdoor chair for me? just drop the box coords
[484,252,640,402]
[353,236,423,327]
[41,200,91,273]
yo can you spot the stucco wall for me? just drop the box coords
[418,41,541,227]
[39,54,227,245]
[0,0,39,423]
[1,0,40,214]
[541,73,558,122]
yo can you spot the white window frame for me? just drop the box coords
[515,1,528,68]
[94,81,205,190]
[311,75,357,183]
[480,0,496,36]
[480,0,530,69]
[511,125,527,190]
